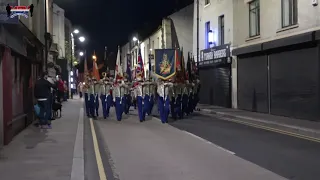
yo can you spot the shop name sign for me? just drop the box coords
[200,44,231,67]
[203,49,227,60]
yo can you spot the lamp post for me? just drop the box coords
[44,0,48,71]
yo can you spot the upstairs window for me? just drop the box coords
[249,0,260,37]
[281,0,298,28]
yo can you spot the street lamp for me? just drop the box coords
[74,29,79,34]
[133,36,138,41]
[79,51,84,56]
[79,36,85,42]
[92,55,97,60]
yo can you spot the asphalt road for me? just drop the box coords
[87,108,286,180]
[170,113,320,180]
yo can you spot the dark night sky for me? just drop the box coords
[54,0,193,63]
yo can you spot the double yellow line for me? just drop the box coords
[90,118,107,180]
[218,116,320,143]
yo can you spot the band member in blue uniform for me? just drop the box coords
[94,78,100,117]
[193,77,201,111]
[157,79,165,123]
[182,80,189,117]
[148,79,157,115]
[105,77,113,117]
[188,80,194,114]
[173,80,182,119]
[142,78,150,118]
[99,72,108,119]
[123,76,131,114]
[88,77,96,118]
[113,75,122,121]
[164,79,173,122]
[83,78,90,117]
[119,78,128,116]
[135,73,145,122]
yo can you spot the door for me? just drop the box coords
[0,53,3,147]
[199,65,231,108]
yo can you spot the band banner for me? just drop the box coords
[154,49,176,80]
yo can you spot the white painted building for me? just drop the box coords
[232,0,320,121]
[53,3,65,58]
[121,3,194,79]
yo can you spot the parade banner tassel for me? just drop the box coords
[154,49,176,80]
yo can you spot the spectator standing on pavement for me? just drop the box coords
[34,72,56,129]
[47,76,56,121]
[63,81,68,101]
[57,76,64,102]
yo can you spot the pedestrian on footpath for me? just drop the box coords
[34,71,56,129]
[57,76,64,103]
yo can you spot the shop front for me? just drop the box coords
[233,31,320,121]
[199,44,232,108]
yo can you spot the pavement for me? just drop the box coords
[0,97,83,180]
[1,98,320,180]
[198,104,320,139]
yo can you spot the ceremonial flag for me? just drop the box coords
[154,49,176,80]
[136,48,144,78]
[148,54,152,79]
[180,48,186,80]
[126,54,132,81]
[187,52,192,81]
[115,46,122,80]
[92,51,100,80]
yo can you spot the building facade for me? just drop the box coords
[193,0,235,108]
[0,0,47,146]
[233,0,320,121]
[121,3,194,80]
[53,3,65,59]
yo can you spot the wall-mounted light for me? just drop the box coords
[208,30,217,47]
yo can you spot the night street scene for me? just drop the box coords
[1,0,320,180]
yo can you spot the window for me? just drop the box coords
[281,0,297,28]
[219,15,225,45]
[249,0,260,37]
[205,0,210,5]
[205,21,210,48]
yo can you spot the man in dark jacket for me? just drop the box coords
[34,72,56,129]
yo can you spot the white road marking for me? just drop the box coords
[182,130,235,155]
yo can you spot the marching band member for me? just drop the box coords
[193,77,201,111]
[88,77,96,118]
[157,79,165,123]
[142,78,151,117]
[131,80,137,109]
[135,73,144,122]
[188,80,194,114]
[106,77,113,116]
[164,79,173,122]
[113,75,122,121]
[120,78,128,116]
[123,76,131,114]
[182,80,189,117]
[173,79,182,119]
[148,78,157,115]
[83,80,90,117]
[100,73,108,119]
[170,79,177,119]
[94,77,100,117]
